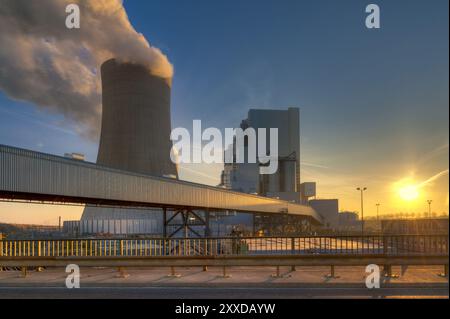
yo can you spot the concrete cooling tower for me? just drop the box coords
[97,58,178,177]
[79,59,177,235]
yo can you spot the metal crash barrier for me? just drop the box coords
[0,235,448,258]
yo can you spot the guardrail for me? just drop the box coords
[1,235,448,258]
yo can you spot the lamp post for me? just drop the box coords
[357,187,367,236]
[427,200,432,218]
[426,200,433,234]
[375,203,381,234]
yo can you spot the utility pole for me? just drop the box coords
[357,187,367,236]
[376,203,380,221]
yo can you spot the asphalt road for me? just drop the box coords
[0,286,448,299]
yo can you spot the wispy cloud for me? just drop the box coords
[301,161,330,169]
[0,105,77,136]
[417,143,449,165]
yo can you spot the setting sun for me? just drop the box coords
[398,184,420,201]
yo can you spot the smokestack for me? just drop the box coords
[96,58,177,178]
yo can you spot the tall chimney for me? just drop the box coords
[97,59,177,178]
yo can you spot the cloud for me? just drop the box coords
[417,143,449,165]
[301,161,330,169]
[0,0,173,140]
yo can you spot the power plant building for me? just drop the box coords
[62,63,318,236]
[309,199,339,230]
[220,108,302,203]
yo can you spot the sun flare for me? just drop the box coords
[398,184,419,201]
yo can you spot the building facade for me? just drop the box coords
[309,199,339,230]
[220,108,301,202]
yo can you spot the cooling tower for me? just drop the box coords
[96,58,178,177]
[81,59,177,227]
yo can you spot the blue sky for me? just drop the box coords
[0,0,448,223]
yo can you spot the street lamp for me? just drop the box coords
[427,200,432,218]
[375,203,381,234]
[357,187,367,235]
[426,200,433,234]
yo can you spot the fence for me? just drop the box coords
[0,235,448,258]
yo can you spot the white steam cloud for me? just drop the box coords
[0,0,173,139]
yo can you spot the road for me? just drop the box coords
[0,286,447,299]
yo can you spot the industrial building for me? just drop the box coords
[60,60,324,236]
[337,211,363,233]
[0,59,324,237]
[220,108,302,202]
[216,108,345,230]
[215,108,354,233]
[309,199,339,230]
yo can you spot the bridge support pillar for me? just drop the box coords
[116,267,129,278]
[221,266,231,278]
[21,266,27,278]
[168,266,181,278]
[438,264,448,278]
[203,266,208,272]
[383,265,391,277]
[271,266,282,278]
[325,265,339,279]
[383,265,398,278]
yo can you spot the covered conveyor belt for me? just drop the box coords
[0,144,322,224]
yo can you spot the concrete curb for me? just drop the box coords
[0,282,447,289]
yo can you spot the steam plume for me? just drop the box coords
[0,0,173,139]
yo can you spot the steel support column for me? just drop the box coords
[164,208,209,238]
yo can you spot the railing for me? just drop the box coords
[0,235,448,258]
